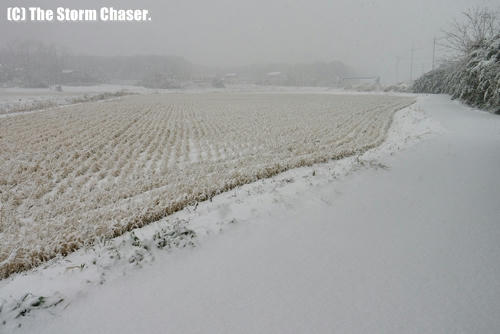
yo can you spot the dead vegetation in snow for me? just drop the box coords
[0,93,414,278]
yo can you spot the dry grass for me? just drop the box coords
[0,93,414,278]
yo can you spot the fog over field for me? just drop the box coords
[1,0,497,83]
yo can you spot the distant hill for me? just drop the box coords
[0,41,356,88]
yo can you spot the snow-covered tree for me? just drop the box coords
[413,34,500,113]
[441,7,499,58]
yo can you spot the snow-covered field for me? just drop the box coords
[1,93,499,333]
[0,93,414,278]
[0,84,411,117]
[0,85,149,115]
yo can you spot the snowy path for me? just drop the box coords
[8,94,500,333]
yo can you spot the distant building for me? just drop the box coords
[264,71,285,85]
[212,78,225,88]
[224,73,238,84]
[59,69,100,85]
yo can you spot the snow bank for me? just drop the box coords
[0,85,149,115]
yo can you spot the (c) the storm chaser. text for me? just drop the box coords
[7,7,152,22]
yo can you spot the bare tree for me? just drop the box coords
[441,7,499,57]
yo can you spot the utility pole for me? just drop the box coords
[410,44,415,82]
[432,37,436,70]
[395,56,401,83]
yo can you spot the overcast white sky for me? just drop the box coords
[1,0,498,83]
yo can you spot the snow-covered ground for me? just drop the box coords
[0,84,410,118]
[0,85,151,115]
[1,94,500,333]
